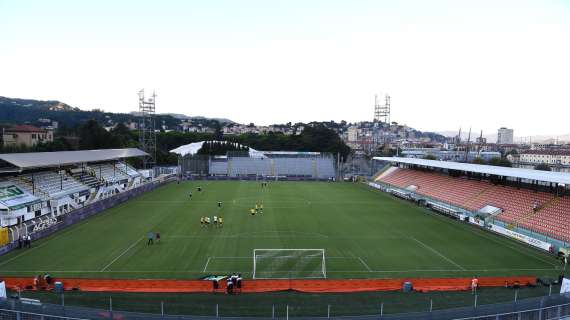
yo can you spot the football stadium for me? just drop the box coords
[0,145,568,319]
[2,1,570,319]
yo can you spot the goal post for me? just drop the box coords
[253,249,326,279]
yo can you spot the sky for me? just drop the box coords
[1,0,569,137]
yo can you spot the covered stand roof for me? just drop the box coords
[374,157,570,185]
[170,141,267,159]
[0,148,148,171]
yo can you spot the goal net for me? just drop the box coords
[252,249,326,279]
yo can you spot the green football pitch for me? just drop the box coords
[0,181,562,280]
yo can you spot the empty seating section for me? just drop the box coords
[379,168,569,242]
[379,169,491,208]
[465,187,552,224]
[70,168,101,188]
[273,158,313,177]
[222,156,336,178]
[315,157,335,178]
[230,158,272,176]
[21,171,88,198]
[92,164,130,183]
[115,162,140,178]
[210,161,228,175]
[524,198,570,242]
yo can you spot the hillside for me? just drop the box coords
[0,96,236,130]
[0,96,79,112]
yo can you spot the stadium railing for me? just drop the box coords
[1,292,569,319]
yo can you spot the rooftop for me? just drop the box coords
[520,150,570,156]
[374,156,570,185]
[0,148,148,171]
[4,125,47,133]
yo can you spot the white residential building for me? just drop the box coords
[519,150,570,166]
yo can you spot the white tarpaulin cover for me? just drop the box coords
[478,205,502,216]
[170,141,266,158]
[561,278,570,294]
[0,182,41,209]
[0,281,6,299]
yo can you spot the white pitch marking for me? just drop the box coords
[409,236,466,271]
[202,257,211,273]
[100,237,143,272]
[358,257,372,272]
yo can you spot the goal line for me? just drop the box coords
[252,249,326,279]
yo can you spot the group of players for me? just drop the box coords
[250,201,263,215]
[200,215,223,227]
[189,185,225,228]
[192,183,267,228]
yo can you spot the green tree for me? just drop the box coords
[534,163,551,171]
[78,119,115,150]
[488,157,512,167]
[472,157,486,165]
[423,154,437,160]
[213,121,223,140]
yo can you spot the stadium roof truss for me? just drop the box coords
[373,157,570,185]
[0,148,148,172]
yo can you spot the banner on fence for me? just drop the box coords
[489,224,552,251]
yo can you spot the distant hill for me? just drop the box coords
[0,96,235,131]
[161,113,235,124]
[0,96,178,129]
[0,96,79,112]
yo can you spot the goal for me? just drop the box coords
[252,249,326,279]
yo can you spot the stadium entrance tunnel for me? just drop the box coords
[3,275,536,294]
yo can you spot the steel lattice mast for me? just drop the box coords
[138,89,157,169]
[373,94,390,124]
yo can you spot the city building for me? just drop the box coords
[347,126,359,142]
[497,127,514,144]
[476,136,487,144]
[519,150,570,166]
[2,125,53,147]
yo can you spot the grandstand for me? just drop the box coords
[173,141,337,179]
[374,157,570,244]
[0,149,146,230]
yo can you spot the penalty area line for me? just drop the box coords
[358,257,372,272]
[100,237,143,272]
[409,236,466,271]
[203,257,211,273]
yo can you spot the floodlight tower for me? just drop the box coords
[138,89,157,169]
[373,94,391,124]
